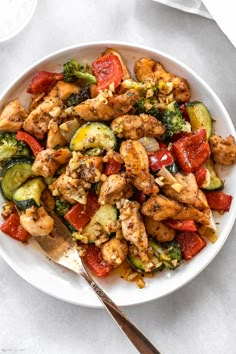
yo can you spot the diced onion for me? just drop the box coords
[155,177,164,187]
[157,166,177,184]
[198,210,218,244]
[138,137,160,152]
[59,119,80,143]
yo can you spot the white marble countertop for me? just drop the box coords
[1,1,236,353]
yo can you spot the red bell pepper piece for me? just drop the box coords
[205,191,233,212]
[164,219,197,232]
[148,149,174,172]
[194,166,207,187]
[0,214,29,242]
[16,131,43,156]
[173,129,211,173]
[83,244,112,277]
[104,158,122,176]
[64,192,100,231]
[27,71,63,95]
[175,232,206,260]
[92,54,123,91]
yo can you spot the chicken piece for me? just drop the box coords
[49,173,90,204]
[119,199,148,261]
[0,100,27,132]
[120,140,159,195]
[162,172,209,210]
[50,147,72,165]
[69,152,103,183]
[32,148,71,178]
[172,206,210,226]
[101,238,128,267]
[23,97,62,139]
[141,194,210,226]
[144,217,176,242]
[73,89,140,121]
[110,114,166,139]
[47,120,67,149]
[134,58,190,103]
[100,48,131,80]
[209,134,236,165]
[56,81,80,101]
[99,174,133,205]
[141,194,182,221]
[20,206,54,237]
[32,149,59,178]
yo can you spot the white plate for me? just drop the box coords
[0,41,235,308]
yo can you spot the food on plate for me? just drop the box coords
[0,48,235,288]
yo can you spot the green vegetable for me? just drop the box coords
[185,101,212,140]
[128,240,182,272]
[13,177,46,210]
[54,198,71,216]
[162,101,191,138]
[0,132,30,162]
[63,59,96,84]
[202,158,223,190]
[66,85,91,106]
[70,122,117,152]
[75,204,117,243]
[135,97,161,119]
[0,158,34,200]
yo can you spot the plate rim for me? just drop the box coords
[0,40,235,308]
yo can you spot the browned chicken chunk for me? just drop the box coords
[110,114,166,139]
[32,148,71,178]
[134,58,190,103]
[119,200,149,261]
[99,174,133,205]
[120,140,159,195]
[162,172,209,210]
[0,100,27,132]
[141,194,210,226]
[69,153,104,183]
[23,97,62,139]
[20,206,54,237]
[209,134,236,165]
[73,89,140,121]
[144,217,176,242]
[49,173,90,204]
[101,238,128,267]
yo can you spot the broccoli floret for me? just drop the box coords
[0,132,31,162]
[135,97,161,119]
[151,240,182,270]
[54,198,71,217]
[66,85,91,107]
[63,59,96,84]
[161,101,191,139]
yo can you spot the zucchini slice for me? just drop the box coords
[128,240,164,272]
[0,158,34,200]
[128,254,164,272]
[13,177,46,210]
[70,122,117,152]
[76,204,117,243]
[185,101,212,140]
[202,158,223,190]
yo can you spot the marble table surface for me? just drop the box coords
[0,0,236,353]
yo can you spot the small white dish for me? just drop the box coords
[0,41,235,308]
[0,0,38,43]
[152,0,212,19]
